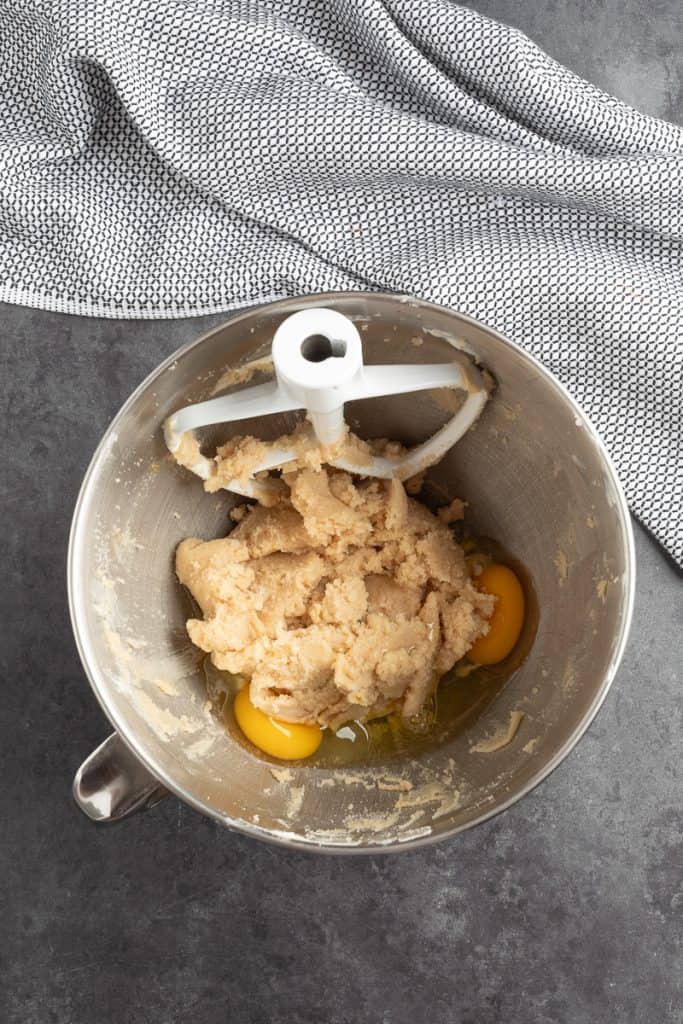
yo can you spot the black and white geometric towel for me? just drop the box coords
[1,2,681,563]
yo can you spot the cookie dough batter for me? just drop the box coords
[176,435,494,729]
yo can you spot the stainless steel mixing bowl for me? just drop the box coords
[69,293,635,852]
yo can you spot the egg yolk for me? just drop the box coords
[233,684,323,760]
[469,563,525,665]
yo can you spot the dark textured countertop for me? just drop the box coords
[3,4,682,1022]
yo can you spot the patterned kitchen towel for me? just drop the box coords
[1,1,682,563]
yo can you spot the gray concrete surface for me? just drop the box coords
[2,3,682,1023]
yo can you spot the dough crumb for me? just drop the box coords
[471,711,524,753]
[437,498,466,524]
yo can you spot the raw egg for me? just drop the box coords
[469,563,525,665]
[234,684,323,760]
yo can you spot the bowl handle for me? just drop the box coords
[72,733,168,823]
